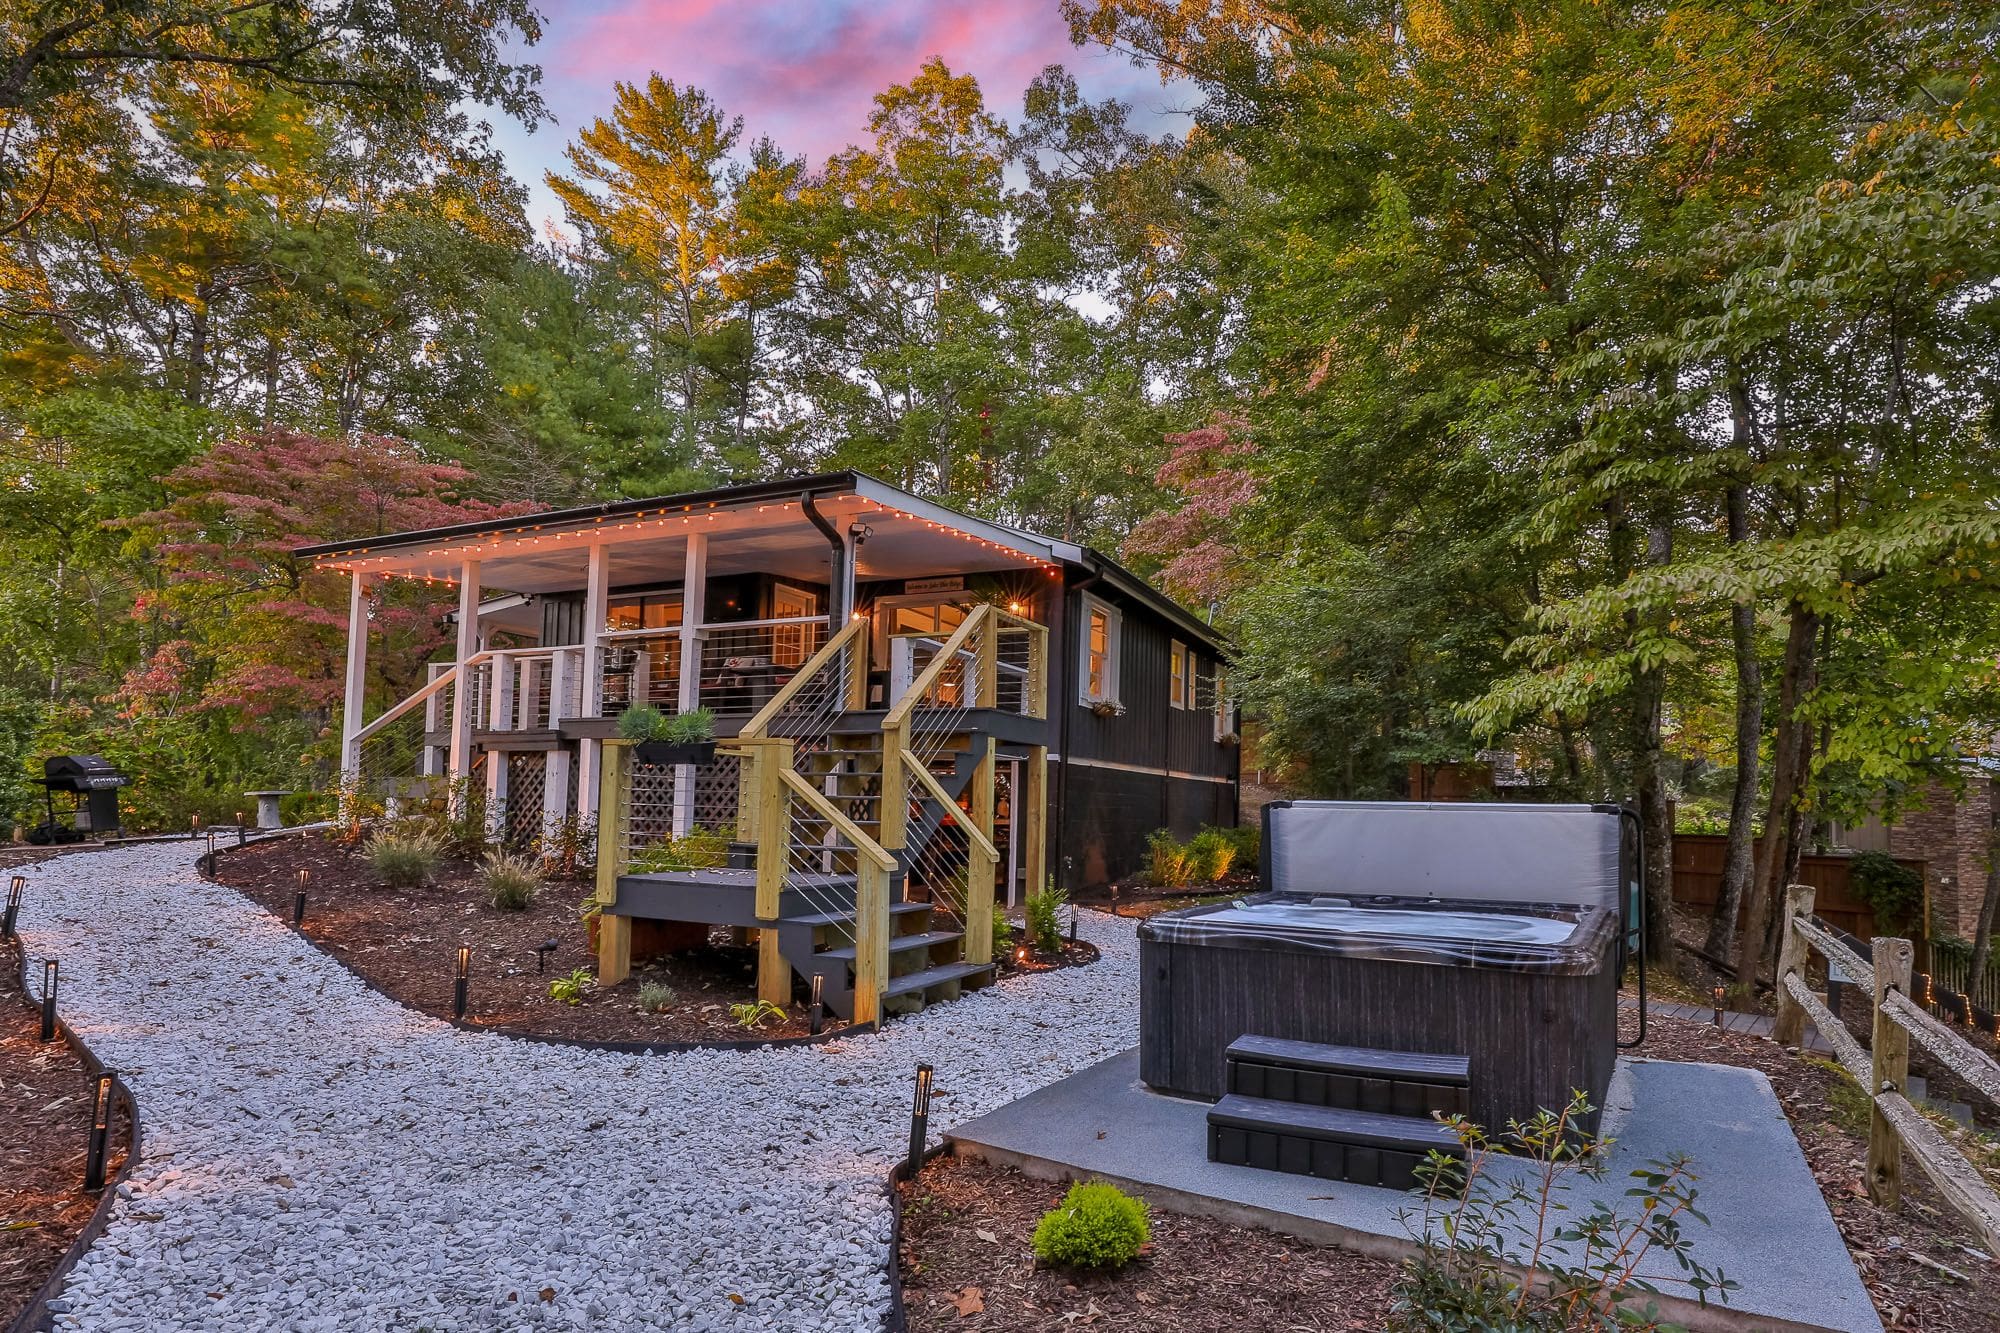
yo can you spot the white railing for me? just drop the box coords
[469,646,586,732]
[593,615,829,717]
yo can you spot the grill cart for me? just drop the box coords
[31,754,129,843]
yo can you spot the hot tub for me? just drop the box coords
[1139,802,1633,1135]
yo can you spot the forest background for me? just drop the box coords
[3,0,1998,980]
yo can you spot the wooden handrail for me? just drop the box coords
[1781,971,1869,1079]
[738,616,868,740]
[777,768,897,870]
[1883,989,2000,1104]
[903,748,999,862]
[1872,1088,2000,1254]
[882,606,989,730]
[1795,917,1875,993]
[352,650,497,744]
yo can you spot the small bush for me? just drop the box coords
[1850,850,1925,936]
[638,981,677,1013]
[366,826,446,889]
[629,824,733,873]
[730,999,786,1029]
[1024,884,1067,953]
[1145,828,1193,888]
[1186,827,1237,881]
[1031,1181,1150,1271]
[548,967,592,1005]
[662,707,716,744]
[617,704,671,743]
[481,851,543,910]
[991,905,1015,954]
[534,812,597,879]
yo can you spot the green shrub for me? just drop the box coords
[991,905,1015,954]
[1031,1181,1150,1271]
[1145,828,1193,888]
[638,981,677,1013]
[1024,884,1067,952]
[730,999,786,1029]
[662,707,716,744]
[1187,827,1237,881]
[629,824,733,873]
[480,850,543,910]
[1392,1092,1735,1330]
[548,967,592,1005]
[366,826,446,889]
[533,812,597,879]
[1850,851,1925,936]
[617,704,671,743]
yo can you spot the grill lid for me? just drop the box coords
[41,754,130,791]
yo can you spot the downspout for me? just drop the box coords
[1055,565,1104,892]
[801,490,847,623]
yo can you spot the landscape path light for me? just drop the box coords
[3,874,23,939]
[454,946,471,1020]
[40,958,58,1041]
[294,868,309,925]
[905,1063,934,1180]
[83,1069,115,1191]
[536,938,559,975]
[809,973,824,1036]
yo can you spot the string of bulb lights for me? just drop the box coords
[317,495,1065,587]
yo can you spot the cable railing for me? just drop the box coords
[594,616,830,718]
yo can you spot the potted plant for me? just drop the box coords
[618,705,718,765]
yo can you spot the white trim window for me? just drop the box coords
[1079,595,1122,707]
[1170,640,1194,710]
[1213,667,1238,740]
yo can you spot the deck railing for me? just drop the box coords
[595,616,829,718]
[1775,884,2000,1254]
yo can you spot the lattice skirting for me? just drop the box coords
[503,752,547,851]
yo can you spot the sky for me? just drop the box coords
[488,0,1189,236]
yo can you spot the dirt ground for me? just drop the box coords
[0,938,129,1326]
[213,832,1092,1045]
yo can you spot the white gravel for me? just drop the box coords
[14,842,1140,1331]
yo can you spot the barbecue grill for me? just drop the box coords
[31,754,129,843]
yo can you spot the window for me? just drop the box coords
[606,593,681,631]
[1079,595,1121,706]
[1213,667,1237,740]
[1170,641,1194,710]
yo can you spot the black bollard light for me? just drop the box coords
[1711,985,1725,1028]
[1068,906,1078,945]
[809,973,825,1036]
[454,945,471,1020]
[1109,885,1120,918]
[905,1063,933,1179]
[236,812,247,847]
[83,1069,114,1191]
[294,868,309,925]
[3,874,24,940]
[39,958,58,1041]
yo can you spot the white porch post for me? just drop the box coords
[447,560,481,789]
[339,573,371,784]
[673,534,708,837]
[577,544,609,825]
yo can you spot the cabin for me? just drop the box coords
[300,471,1238,1024]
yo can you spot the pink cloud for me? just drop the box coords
[543,0,1158,162]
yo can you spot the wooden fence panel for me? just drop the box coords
[1671,834,1923,939]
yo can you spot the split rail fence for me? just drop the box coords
[1774,883,2000,1256]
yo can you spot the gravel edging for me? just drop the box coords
[3,930,142,1333]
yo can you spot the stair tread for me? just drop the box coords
[816,930,961,962]
[1225,1035,1470,1084]
[784,902,933,928]
[1207,1094,1463,1152]
[884,960,994,997]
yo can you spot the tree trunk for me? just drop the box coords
[1735,599,1820,994]
[1633,517,1676,965]
[1708,481,1762,959]
[1967,793,2000,986]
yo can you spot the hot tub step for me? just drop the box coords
[1224,1035,1470,1119]
[1206,1094,1464,1190]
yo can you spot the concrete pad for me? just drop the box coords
[947,1050,1880,1333]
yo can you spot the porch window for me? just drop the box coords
[1213,668,1237,740]
[606,594,682,631]
[1170,641,1193,709]
[1080,595,1121,706]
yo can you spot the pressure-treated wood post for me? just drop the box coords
[844,620,869,710]
[594,740,632,987]
[879,721,908,851]
[965,736,997,964]
[1868,936,1914,1206]
[751,739,794,1008]
[1023,744,1048,902]
[975,607,998,709]
[853,859,888,1026]
[1773,883,1817,1047]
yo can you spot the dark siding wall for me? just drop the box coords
[542,596,584,647]
[1057,763,1235,886]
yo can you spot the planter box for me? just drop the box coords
[634,740,717,766]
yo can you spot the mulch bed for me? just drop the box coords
[1620,1005,2000,1331]
[897,1153,1400,1332]
[1072,872,1255,919]
[213,833,1093,1047]
[1,940,129,1327]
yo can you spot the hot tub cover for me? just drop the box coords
[1137,892,1617,974]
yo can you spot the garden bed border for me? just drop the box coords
[4,931,143,1333]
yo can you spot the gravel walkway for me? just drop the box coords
[14,843,1140,1331]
